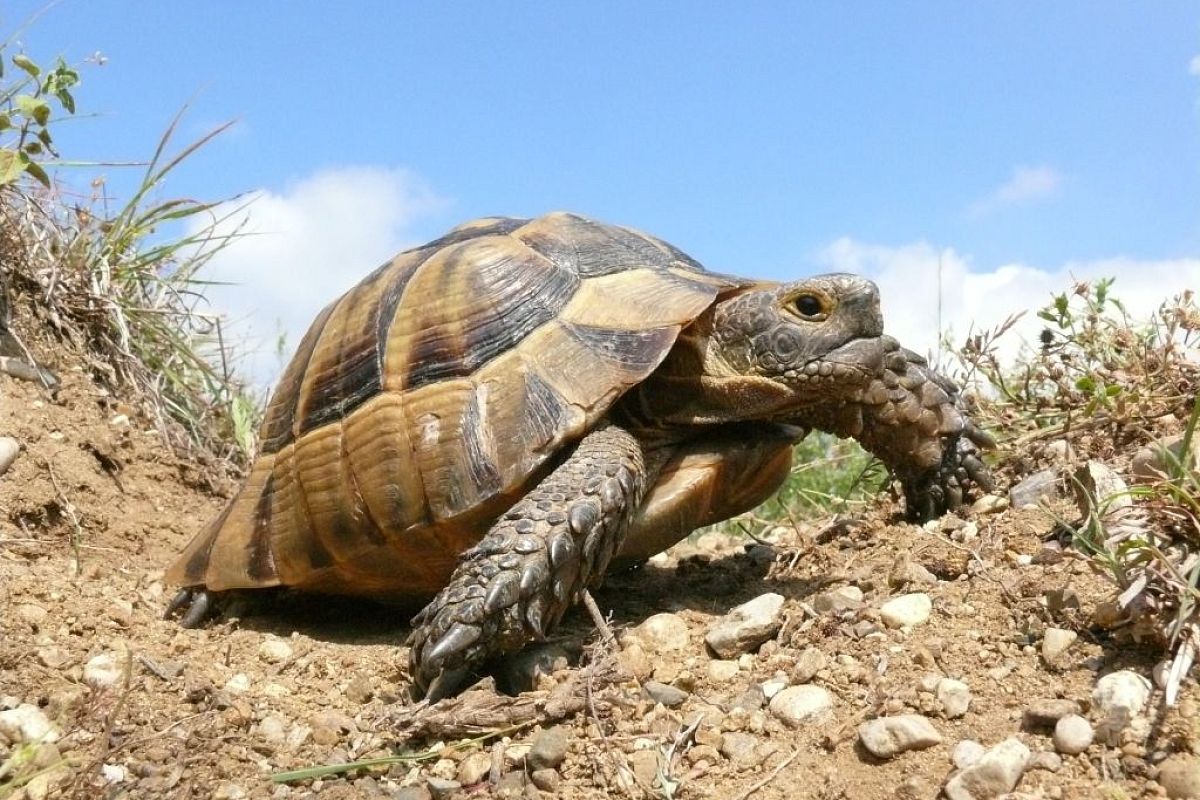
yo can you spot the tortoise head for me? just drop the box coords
[633,273,887,426]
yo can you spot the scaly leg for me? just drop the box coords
[407,423,655,700]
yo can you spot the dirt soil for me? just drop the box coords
[2,341,1197,800]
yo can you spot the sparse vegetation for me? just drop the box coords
[0,41,259,470]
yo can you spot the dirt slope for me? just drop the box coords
[2,341,1197,800]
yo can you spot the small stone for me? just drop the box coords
[1093,670,1152,743]
[36,647,71,670]
[1044,439,1076,463]
[858,715,942,758]
[953,740,986,769]
[768,685,834,727]
[970,494,1008,515]
[1157,754,1200,799]
[618,641,653,681]
[719,731,760,766]
[1041,628,1077,663]
[1009,469,1060,508]
[1052,715,1094,755]
[790,647,827,683]
[633,613,691,654]
[704,593,785,658]
[706,659,739,683]
[628,750,660,785]
[213,783,247,800]
[812,585,864,614]
[425,777,460,800]
[1028,751,1062,772]
[880,593,932,629]
[943,737,1031,800]
[936,678,972,719]
[84,653,122,690]
[393,787,432,800]
[345,674,374,704]
[0,437,19,476]
[1132,435,1198,484]
[456,752,491,786]
[528,726,569,770]
[258,638,293,664]
[224,673,251,695]
[15,604,48,626]
[530,768,560,792]
[643,681,688,708]
[253,715,288,754]
[760,679,787,699]
[1022,699,1082,730]
[0,704,59,745]
[1073,461,1132,513]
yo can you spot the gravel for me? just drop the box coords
[1052,714,1094,755]
[704,592,785,658]
[768,685,834,727]
[880,593,932,628]
[858,715,942,759]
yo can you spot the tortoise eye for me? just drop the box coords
[791,293,825,318]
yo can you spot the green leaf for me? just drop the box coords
[1075,375,1096,392]
[22,156,50,187]
[0,150,25,185]
[11,54,40,78]
[15,95,51,126]
[23,141,42,155]
[1105,384,1122,397]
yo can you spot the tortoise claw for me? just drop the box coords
[163,587,219,628]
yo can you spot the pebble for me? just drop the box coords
[936,678,972,719]
[618,641,653,682]
[0,704,59,745]
[528,726,569,770]
[393,787,432,800]
[15,603,48,626]
[224,673,251,695]
[719,731,760,766]
[768,685,834,727]
[213,783,247,800]
[633,613,691,653]
[425,777,460,800]
[858,715,942,759]
[344,674,374,704]
[790,647,827,684]
[953,740,986,769]
[84,653,122,690]
[643,681,689,708]
[943,737,1031,800]
[258,638,293,664]
[812,585,864,614]
[1132,434,1197,484]
[530,768,561,792]
[880,593,932,629]
[760,679,787,699]
[1027,751,1062,772]
[1157,754,1200,799]
[253,715,288,753]
[37,647,71,670]
[628,749,660,785]
[456,752,491,786]
[1023,699,1082,730]
[1093,670,1152,743]
[0,437,19,476]
[1052,714,1094,755]
[1009,469,1060,509]
[706,659,740,683]
[704,593,785,658]
[1041,628,1077,663]
[970,494,1008,515]
[1072,461,1132,513]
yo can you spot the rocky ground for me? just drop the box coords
[3,356,1200,800]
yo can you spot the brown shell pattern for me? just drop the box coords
[166,212,741,601]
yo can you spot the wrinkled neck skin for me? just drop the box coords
[620,274,887,443]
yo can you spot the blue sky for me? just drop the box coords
[5,2,1199,381]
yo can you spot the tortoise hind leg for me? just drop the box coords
[164,587,220,628]
[408,423,652,701]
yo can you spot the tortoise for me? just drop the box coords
[165,212,992,700]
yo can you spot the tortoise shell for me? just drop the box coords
[167,213,746,602]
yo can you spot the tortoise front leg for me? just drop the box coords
[805,336,995,521]
[407,423,655,701]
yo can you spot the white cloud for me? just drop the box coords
[967,165,1063,217]
[819,237,1200,365]
[1190,55,1200,76]
[191,166,446,387]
